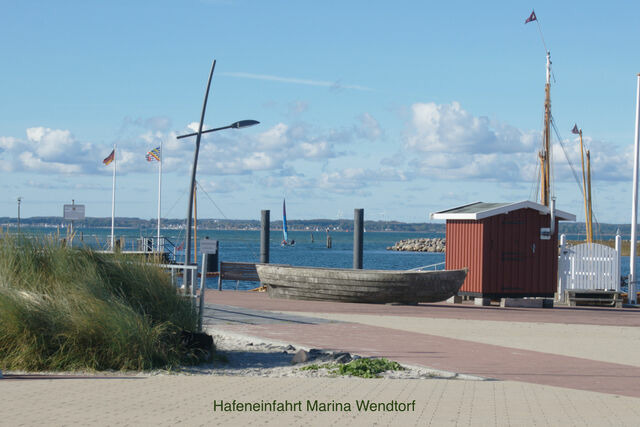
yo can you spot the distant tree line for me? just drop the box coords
[0,216,632,237]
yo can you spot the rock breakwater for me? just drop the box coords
[387,238,445,252]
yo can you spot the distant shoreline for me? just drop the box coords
[0,217,633,236]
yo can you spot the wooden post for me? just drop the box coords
[353,209,364,269]
[260,210,270,264]
[198,253,207,332]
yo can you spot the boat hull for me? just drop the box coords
[256,265,467,304]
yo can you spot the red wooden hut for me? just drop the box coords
[431,201,575,298]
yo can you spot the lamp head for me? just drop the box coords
[231,120,259,129]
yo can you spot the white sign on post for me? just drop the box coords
[63,204,85,220]
[200,239,218,254]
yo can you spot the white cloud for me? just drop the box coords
[26,127,83,163]
[19,151,82,174]
[298,141,331,159]
[0,127,98,174]
[191,122,341,176]
[356,113,383,140]
[0,136,18,151]
[242,152,276,171]
[257,123,290,149]
[553,136,633,183]
[318,167,406,193]
[406,102,536,154]
[198,179,243,194]
[403,101,629,184]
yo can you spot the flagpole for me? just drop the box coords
[110,143,116,251]
[157,141,162,252]
[630,74,640,305]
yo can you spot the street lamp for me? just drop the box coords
[178,59,259,291]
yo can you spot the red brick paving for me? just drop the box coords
[206,291,640,398]
[205,290,640,326]
[216,321,640,398]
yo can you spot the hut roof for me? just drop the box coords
[430,200,575,221]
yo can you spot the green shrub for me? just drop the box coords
[300,358,405,378]
[0,236,199,371]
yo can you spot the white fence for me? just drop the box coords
[558,234,621,297]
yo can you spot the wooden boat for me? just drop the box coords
[255,264,467,304]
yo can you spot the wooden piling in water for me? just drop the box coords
[260,210,270,264]
[353,208,364,269]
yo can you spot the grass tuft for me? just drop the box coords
[0,236,200,371]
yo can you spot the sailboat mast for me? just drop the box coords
[578,129,592,242]
[540,51,552,207]
[586,150,593,242]
[282,199,288,243]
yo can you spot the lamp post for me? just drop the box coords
[177,60,259,291]
[17,197,22,234]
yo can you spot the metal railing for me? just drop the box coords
[409,262,446,271]
[138,236,178,262]
[157,255,209,332]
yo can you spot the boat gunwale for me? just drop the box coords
[256,264,468,276]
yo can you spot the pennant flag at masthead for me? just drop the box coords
[525,11,537,24]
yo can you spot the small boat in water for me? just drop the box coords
[255,264,467,304]
[281,198,295,246]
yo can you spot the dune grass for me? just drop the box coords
[0,236,200,371]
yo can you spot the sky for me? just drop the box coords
[1,0,639,224]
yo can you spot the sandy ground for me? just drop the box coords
[174,329,481,380]
[1,329,471,381]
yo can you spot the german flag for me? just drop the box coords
[103,149,115,166]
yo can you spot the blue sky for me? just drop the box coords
[1,0,639,223]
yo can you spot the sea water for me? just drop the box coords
[12,227,635,291]
[15,227,445,290]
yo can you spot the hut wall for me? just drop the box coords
[446,208,559,298]
[445,220,483,293]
